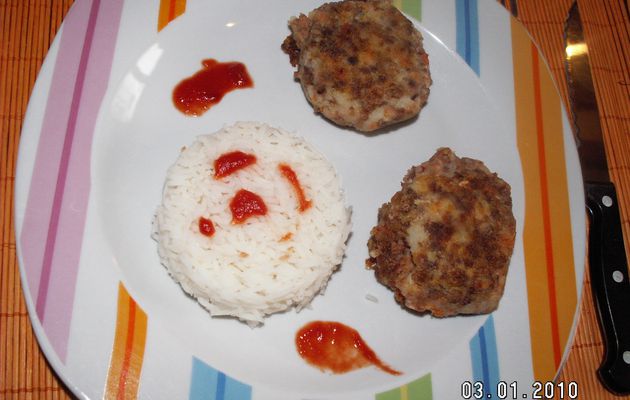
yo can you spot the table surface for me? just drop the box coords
[1,0,629,399]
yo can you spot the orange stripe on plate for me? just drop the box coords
[158,0,187,32]
[117,300,136,399]
[535,40,578,364]
[531,45,562,368]
[104,283,148,400]
[511,17,577,381]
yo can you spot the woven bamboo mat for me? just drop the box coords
[1,0,629,399]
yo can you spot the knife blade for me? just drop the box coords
[564,2,630,394]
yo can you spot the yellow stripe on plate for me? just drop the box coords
[104,283,148,400]
[511,17,577,381]
[400,385,408,400]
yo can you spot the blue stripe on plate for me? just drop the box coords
[216,371,226,399]
[455,0,480,75]
[469,315,500,399]
[189,357,252,400]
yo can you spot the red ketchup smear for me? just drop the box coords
[198,217,215,237]
[214,151,257,179]
[278,163,312,212]
[230,189,268,224]
[295,321,402,375]
[173,59,253,116]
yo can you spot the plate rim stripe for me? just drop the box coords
[188,356,252,400]
[104,282,148,400]
[511,16,578,380]
[19,0,124,363]
[456,0,501,389]
[401,0,422,21]
[158,0,186,32]
[456,0,480,75]
[469,316,500,398]
[34,0,100,324]
[375,372,432,399]
[530,43,563,368]
[19,0,91,324]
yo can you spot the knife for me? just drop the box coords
[564,2,630,394]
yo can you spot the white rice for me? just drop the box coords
[153,122,351,325]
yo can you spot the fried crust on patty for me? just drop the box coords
[366,148,516,317]
[282,0,431,132]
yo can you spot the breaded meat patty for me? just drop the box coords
[366,148,516,317]
[281,0,431,132]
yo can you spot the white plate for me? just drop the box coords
[15,0,586,399]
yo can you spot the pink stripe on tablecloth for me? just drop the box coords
[19,0,124,362]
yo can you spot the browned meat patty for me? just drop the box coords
[366,148,516,317]
[281,0,431,132]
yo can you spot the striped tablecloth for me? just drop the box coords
[1,0,629,398]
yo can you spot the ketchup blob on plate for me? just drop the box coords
[173,59,253,116]
[295,321,402,375]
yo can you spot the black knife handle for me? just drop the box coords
[585,181,630,395]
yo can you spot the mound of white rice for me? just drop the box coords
[153,122,351,325]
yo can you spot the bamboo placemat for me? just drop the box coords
[1,0,629,399]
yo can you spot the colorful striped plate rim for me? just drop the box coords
[14,0,585,399]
